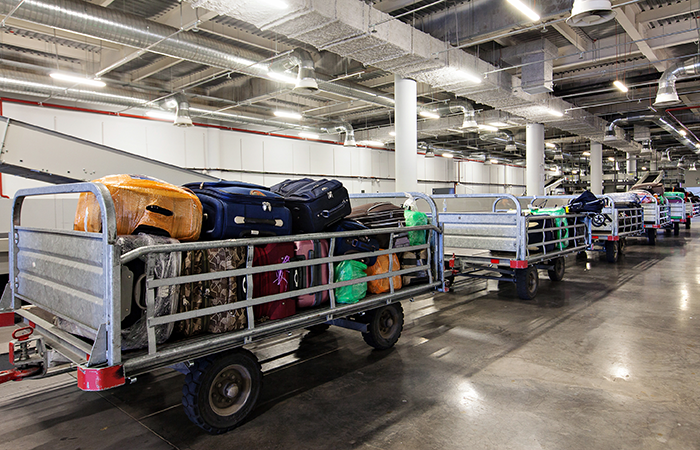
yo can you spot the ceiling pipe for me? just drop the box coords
[268,49,319,94]
[0,0,395,108]
[654,55,700,106]
[171,93,193,127]
[605,113,700,153]
[434,100,477,129]
[332,121,356,146]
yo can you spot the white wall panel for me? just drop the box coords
[333,146,353,176]
[309,143,333,175]
[263,138,291,174]
[185,129,206,168]
[103,118,149,157]
[55,112,103,144]
[146,125,187,166]
[292,141,310,174]
[240,135,264,172]
[219,132,242,170]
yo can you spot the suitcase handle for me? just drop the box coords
[145,204,174,217]
[319,200,348,219]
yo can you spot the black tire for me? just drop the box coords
[515,267,539,300]
[605,241,619,263]
[647,229,656,245]
[362,303,404,350]
[306,323,331,334]
[182,349,262,434]
[686,218,691,229]
[674,222,680,236]
[547,257,565,281]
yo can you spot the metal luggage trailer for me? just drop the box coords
[686,201,700,229]
[433,194,591,301]
[1,183,443,434]
[590,196,644,263]
[667,197,686,236]
[641,198,671,245]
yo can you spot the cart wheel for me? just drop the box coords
[605,241,619,263]
[674,222,680,235]
[515,267,539,300]
[547,257,565,281]
[686,218,691,229]
[182,349,262,434]
[306,323,331,334]
[362,303,404,350]
[647,229,656,245]
[619,238,626,253]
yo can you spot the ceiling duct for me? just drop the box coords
[435,100,477,129]
[334,121,356,146]
[0,0,396,109]
[654,56,700,107]
[268,48,319,94]
[172,94,193,127]
[498,38,557,95]
[605,114,700,154]
[567,0,616,27]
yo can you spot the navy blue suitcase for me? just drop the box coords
[269,178,351,233]
[328,219,380,266]
[184,181,292,240]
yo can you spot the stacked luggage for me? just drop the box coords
[61,174,431,350]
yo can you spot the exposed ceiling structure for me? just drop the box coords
[0,0,699,173]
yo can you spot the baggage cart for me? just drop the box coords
[641,197,671,245]
[434,194,592,300]
[685,200,700,229]
[590,195,644,263]
[666,195,685,236]
[0,183,444,434]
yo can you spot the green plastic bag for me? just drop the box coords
[529,207,569,250]
[404,209,428,246]
[334,260,368,304]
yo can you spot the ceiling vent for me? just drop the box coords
[567,0,616,27]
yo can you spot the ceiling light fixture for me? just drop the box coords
[478,124,499,132]
[679,129,687,136]
[490,159,499,164]
[50,72,106,88]
[274,110,302,120]
[507,0,541,22]
[442,153,454,158]
[696,143,700,149]
[299,131,319,139]
[608,157,615,161]
[358,140,384,147]
[419,110,440,119]
[613,80,628,93]
[146,110,176,121]
[547,108,564,117]
[642,166,647,171]
[582,151,591,156]
[488,121,509,127]
[456,70,483,84]
[545,142,556,149]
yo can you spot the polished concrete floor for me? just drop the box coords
[1,229,699,449]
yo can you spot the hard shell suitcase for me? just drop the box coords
[74,174,202,241]
[177,247,247,337]
[238,242,297,321]
[328,219,381,266]
[269,178,351,233]
[184,181,292,240]
[365,254,402,294]
[294,239,330,308]
[347,202,409,249]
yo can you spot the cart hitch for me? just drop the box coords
[3,326,48,383]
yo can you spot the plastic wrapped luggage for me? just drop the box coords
[176,247,247,337]
[400,250,429,286]
[294,239,330,308]
[334,260,367,304]
[74,174,202,241]
[347,202,409,248]
[184,181,292,240]
[55,234,181,351]
[239,243,296,321]
[328,219,381,266]
[365,254,402,294]
[632,182,665,196]
[606,192,641,206]
[269,178,351,233]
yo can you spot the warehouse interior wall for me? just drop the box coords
[0,101,526,200]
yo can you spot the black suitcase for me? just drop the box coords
[270,178,351,233]
[184,181,292,240]
[347,202,409,248]
[527,216,556,253]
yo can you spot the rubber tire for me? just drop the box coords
[686,218,691,229]
[647,229,656,245]
[547,257,565,281]
[306,323,331,334]
[605,241,619,263]
[515,267,539,300]
[182,349,262,434]
[362,303,404,350]
[674,222,680,236]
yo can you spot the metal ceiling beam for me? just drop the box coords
[614,4,667,72]
[0,30,98,61]
[636,0,697,24]
[552,22,592,52]
[131,57,184,82]
[2,18,122,52]
[172,67,228,91]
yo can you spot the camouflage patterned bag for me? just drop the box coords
[177,247,247,336]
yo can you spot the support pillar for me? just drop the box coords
[626,154,637,175]
[526,123,545,196]
[394,75,418,192]
[590,141,603,195]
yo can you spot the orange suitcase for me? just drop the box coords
[74,174,203,241]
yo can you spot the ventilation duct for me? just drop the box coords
[334,122,356,146]
[567,0,616,27]
[654,56,700,107]
[605,114,700,154]
[435,100,477,129]
[499,39,558,94]
[172,94,193,127]
[268,49,319,94]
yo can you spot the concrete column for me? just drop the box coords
[394,75,418,192]
[626,154,637,174]
[590,141,603,195]
[526,123,545,196]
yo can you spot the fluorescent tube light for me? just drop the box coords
[274,110,302,120]
[50,72,106,87]
[507,0,541,21]
[679,129,687,136]
[457,70,482,84]
[441,153,454,158]
[696,143,700,149]
[547,108,564,117]
[613,80,629,93]
[641,167,647,170]
[582,151,591,156]
[488,121,509,127]
[419,110,440,119]
[608,157,615,161]
[490,159,499,164]
[146,110,176,121]
[545,142,556,149]
[358,140,384,147]
[478,124,499,132]
[389,131,396,137]
[299,132,319,139]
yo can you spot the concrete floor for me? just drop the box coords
[1,229,699,449]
